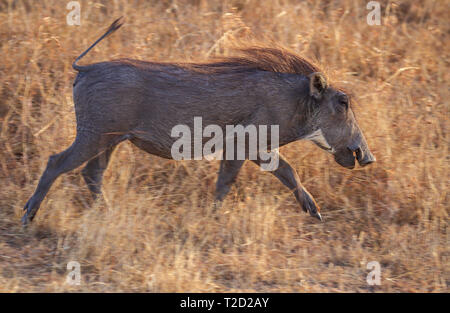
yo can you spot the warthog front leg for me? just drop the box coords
[214,155,322,221]
[252,153,322,221]
[214,159,245,209]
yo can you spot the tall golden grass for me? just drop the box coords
[0,0,448,292]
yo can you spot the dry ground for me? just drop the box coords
[0,0,448,292]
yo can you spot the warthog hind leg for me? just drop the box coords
[22,132,131,225]
[81,145,116,200]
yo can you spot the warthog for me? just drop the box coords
[22,18,375,225]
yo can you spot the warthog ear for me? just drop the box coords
[309,72,328,100]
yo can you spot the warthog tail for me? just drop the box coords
[72,17,124,72]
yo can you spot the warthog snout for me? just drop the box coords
[354,146,376,167]
[331,134,377,169]
[333,145,376,170]
[347,135,376,167]
[348,145,376,168]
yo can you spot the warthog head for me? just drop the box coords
[304,72,375,169]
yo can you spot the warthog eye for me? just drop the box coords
[338,95,349,109]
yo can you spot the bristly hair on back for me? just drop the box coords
[113,42,326,79]
[184,45,324,77]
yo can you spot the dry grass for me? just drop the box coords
[0,0,448,292]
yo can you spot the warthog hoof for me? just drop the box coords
[301,191,323,221]
[22,198,38,226]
